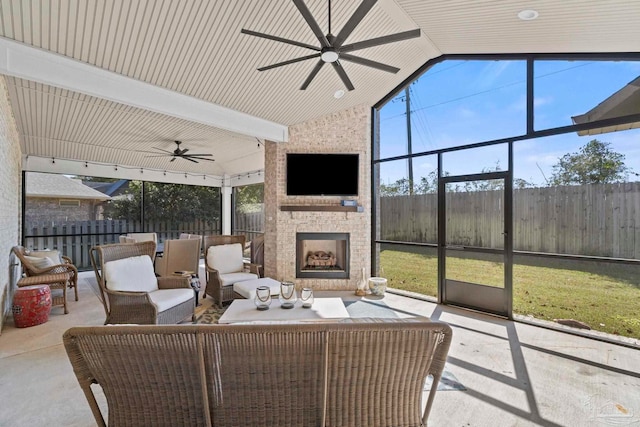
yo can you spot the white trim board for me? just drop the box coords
[0,37,288,143]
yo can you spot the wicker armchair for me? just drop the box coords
[154,238,201,277]
[12,246,79,301]
[203,235,260,306]
[90,241,195,325]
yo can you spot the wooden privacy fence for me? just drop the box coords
[380,182,640,260]
[24,219,220,269]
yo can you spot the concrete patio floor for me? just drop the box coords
[1,268,639,426]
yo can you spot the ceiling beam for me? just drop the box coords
[0,37,288,143]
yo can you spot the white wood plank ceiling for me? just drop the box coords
[0,0,638,179]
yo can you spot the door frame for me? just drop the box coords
[436,148,514,318]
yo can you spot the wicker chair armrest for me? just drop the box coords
[157,276,191,289]
[61,255,73,264]
[103,289,158,324]
[244,262,261,276]
[37,263,78,277]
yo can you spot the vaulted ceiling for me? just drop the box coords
[1,0,639,181]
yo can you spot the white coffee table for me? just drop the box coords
[218,297,349,324]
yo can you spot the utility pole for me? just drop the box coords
[405,86,414,194]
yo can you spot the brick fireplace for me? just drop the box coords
[263,104,371,290]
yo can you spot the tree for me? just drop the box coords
[103,181,221,225]
[549,139,630,185]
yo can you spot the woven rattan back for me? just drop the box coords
[89,241,157,316]
[64,319,452,427]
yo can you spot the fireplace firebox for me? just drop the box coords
[296,232,350,279]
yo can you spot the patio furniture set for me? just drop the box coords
[11,235,453,426]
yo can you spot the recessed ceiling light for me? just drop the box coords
[334,89,345,99]
[518,9,539,20]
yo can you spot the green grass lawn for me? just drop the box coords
[380,245,640,340]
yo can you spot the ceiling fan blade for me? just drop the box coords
[152,147,174,154]
[332,61,355,91]
[300,60,325,90]
[333,0,377,48]
[179,148,190,155]
[292,0,330,48]
[170,157,177,162]
[188,156,216,162]
[183,157,198,163]
[241,29,320,51]
[182,153,213,157]
[258,53,320,71]
[144,154,173,158]
[339,53,399,73]
[340,29,421,53]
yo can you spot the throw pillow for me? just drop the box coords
[24,255,55,270]
[28,250,63,265]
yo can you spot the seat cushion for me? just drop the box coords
[24,255,56,270]
[233,277,281,299]
[148,288,194,313]
[104,255,158,292]
[219,272,259,287]
[207,243,244,274]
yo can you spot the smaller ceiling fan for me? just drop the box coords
[145,140,215,163]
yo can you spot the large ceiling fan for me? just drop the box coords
[145,140,215,164]
[241,0,420,91]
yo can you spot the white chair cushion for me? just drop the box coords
[148,289,193,313]
[233,277,281,299]
[219,272,259,287]
[24,255,55,270]
[207,243,244,274]
[28,250,63,265]
[104,255,158,293]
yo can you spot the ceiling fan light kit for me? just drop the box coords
[241,0,421,91]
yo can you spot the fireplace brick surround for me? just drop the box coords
[263,104,371,291]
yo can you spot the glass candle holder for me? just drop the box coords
[300,287,314,308]
[254,286,272,311]
[279,281,297,309]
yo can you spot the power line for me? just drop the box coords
[381,62,595,121]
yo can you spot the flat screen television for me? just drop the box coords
[286,153,359,196]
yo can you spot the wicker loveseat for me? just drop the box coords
[64,318,452,427]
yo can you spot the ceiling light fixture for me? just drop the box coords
[320,47,339,63]
[334,89,345,99]
[518,9,539,20]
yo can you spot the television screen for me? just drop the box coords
[286,153,359,196]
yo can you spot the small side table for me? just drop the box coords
[17,272,71,314]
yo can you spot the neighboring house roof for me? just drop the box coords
[26,172,112,200]
[83,179,129,196]
[572,76,640,136]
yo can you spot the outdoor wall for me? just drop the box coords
[25,198,100,223]
[0,75,23,332]
[264,104,371,290]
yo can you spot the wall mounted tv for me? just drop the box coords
[286,153,359,196]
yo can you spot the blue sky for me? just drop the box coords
[379,59,640,186]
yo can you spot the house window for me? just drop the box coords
[59,199,80,207]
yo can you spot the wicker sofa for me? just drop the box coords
[64,318,452,427]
